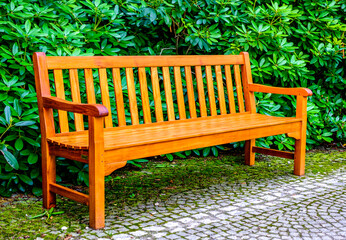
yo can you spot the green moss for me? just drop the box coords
[0,150,344,238]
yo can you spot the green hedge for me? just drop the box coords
[0,0,345,196]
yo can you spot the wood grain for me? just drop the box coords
[98,68,113,128]
[69,69,84,131]
[185,66,197,118]
[174,66,186,120]
[53,69,69,132]
[47,55,245,69]
[112,68,126,126]
[195,66,207,117]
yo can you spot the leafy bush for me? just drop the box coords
[0,0,345,196]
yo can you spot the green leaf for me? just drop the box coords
[28,153,38,164]
[15,138,23,151]
[19,174,33,185]
[211,147,218,157]
[14,121,36,127]
[25,20,31,33]
[1,149,19,170]
[4,106,11,124]
[202,147,210,157]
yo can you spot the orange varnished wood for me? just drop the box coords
[103,121,301,166]
[162,67,175,121]
[98,68,113,128]
[174,67,186,120]
[215,65,227,115]
[47,114,301,151]
[43,97,109,117]
[206,66,217,116]
[53,69,69,133]
[126,68,139,125]
[88,116,105,229]
[185,66,197,118]
[248,84,313,97]
[50,183,89,205]
[195,66,207,117]
[84,69,96,104]
[112,68,126,126]
[33,52,57,210]
[294,95,308,176]
[234,65,245,113]
[150,67,164,122]
[69,69,84,131]
[138,67,152,123]
[240,52,256,113]
[46,55,245,69]
[34,52,311,230]
[252,146,294,159]
[224,65,236,114]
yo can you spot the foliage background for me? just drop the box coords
[0,0,345,196]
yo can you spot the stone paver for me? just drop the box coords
[44,170,346,239]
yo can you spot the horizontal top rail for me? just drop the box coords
[46,55,245,69]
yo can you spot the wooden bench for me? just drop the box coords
[33,52,312,229]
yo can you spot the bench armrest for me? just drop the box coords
[248,84,312,97]
[42,96,109,117]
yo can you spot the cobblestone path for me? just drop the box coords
[46,171,346,239]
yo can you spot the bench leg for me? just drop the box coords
[245,139,256,166]
[88,116,105,229]
[294,137,306,176]
[42,150,56,209]
[294,95,307,176]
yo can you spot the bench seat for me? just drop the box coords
[48,113,301,151]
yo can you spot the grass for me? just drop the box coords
[0,149,345,239]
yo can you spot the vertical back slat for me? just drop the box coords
[84,69,96,104]
[173,67,186,120]
[162,67,175,121]
[224,65,236,114]
[138,67,152,124]
[184,66,197,118]
[125,67,139,125]
[195,66,207,117]
[53,69,69,133]
[234,65,245,112]
[112,68,126,126]
[150,67,164,122]
[215,65,227,115]
[206,66,217,116]
[69,69,84,131]
[98,68,113,128]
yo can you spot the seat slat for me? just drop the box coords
[195,66,207,117]
[84,69,96,104]
[224,65,236,114]
[162,67,175,121]
[46,55,245,69]
[185,66,197,118]
[215,65,227,115]
[98,68,113,128]
[138,67,152,124]
[173,67,186,120]
[150,67,164,122]
[53,69,69,133]
[47,114,301,151]
[206,66,217,116]
[234,65,245,113]
[69,69,84,131]
[112,68,126,126]
[125,67,139,125]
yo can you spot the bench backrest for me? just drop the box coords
[34,52,255,134]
